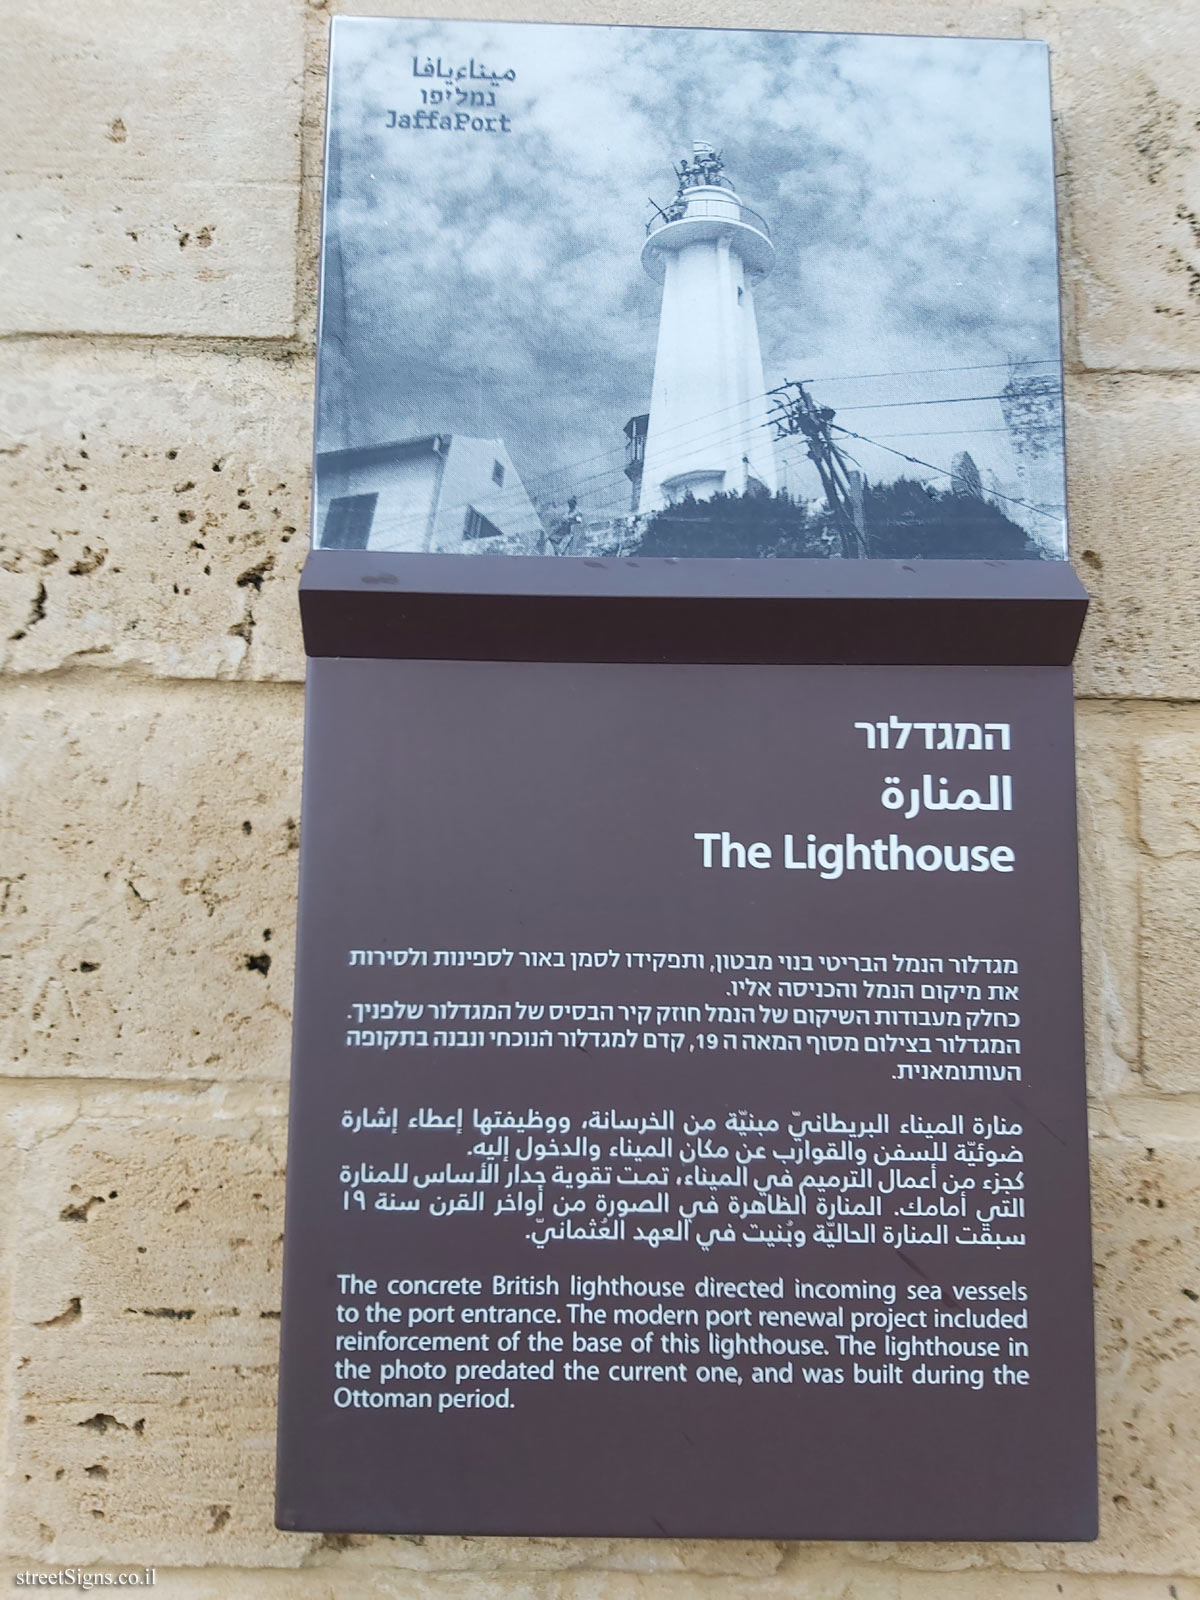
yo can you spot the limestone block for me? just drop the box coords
[1069,378,1200,700]
[0,0,303,336]
[1051,2,1200,372]
[1062,1138,1200,1573]
[1137,730,1200,1086]
[0,180,301,341]
[1140,857,1200,1093]
[2,1088,308,1568]
[0,680,301,1080]
[1137,731,1200,859]
[1076,707,1140,1095]
[1132,722,1200,1094]
[0,1110,22,1495]
[0,345,309,681]
[299,1532,785,1577]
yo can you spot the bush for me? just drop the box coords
[629,479,1044,560]
[633,489,830,558]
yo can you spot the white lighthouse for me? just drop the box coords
[636,144,777,515]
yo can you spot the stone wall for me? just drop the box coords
[1,0,1197,1594]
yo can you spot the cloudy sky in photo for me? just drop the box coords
[318,18,1064,530]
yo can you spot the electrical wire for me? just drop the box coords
[316,363,1064,541]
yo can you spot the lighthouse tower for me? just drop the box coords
[637,144,777,515]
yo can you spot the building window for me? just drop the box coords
[623,412,648,465]
[321,492,377,549]
[463,504,503,542]
[491,459,506,487]
[737,285,744,304]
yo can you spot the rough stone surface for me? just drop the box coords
[1140,859,1200,1093]
[0,346,310,682]
[1052,2,1200,373]
[0,1086,302,1567]
[0,180,302,340]
[1137,731,1200,1091]
[1084,1139,1200,1576]
[0,0,304,336]
[1070,379,1200,700]
[0,680,301,1080]
[1076,705,1142,1096]
[1138,733,1200,860]
[1051,1136,1200,1575]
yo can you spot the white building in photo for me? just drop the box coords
[637,143,779,515]
[315,434,544,554]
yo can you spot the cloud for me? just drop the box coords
[319,20,1062,524]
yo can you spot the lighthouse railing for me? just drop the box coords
[645,200,772,240]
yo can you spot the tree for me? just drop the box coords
[628,480,1044,560]
[632,489,830,559]
[861,477,1043,560]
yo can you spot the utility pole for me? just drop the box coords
[768,381,870,558]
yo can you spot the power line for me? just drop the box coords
[524,391,781,497]
[873,425,1015,440]
[533,406,787,507]
[548,386,1054,512]
[315,364,1064,542]
[833,390,1060,416]
[545,381,1060,507]
[356,395,1059,539]
[796,356,1059,386]
[370,356,1062,512]
[517,359,1061,496]
[828,422,1062,524]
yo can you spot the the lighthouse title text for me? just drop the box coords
[695,715,1017,880]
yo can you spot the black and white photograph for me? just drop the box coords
[314,18,1068,561]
